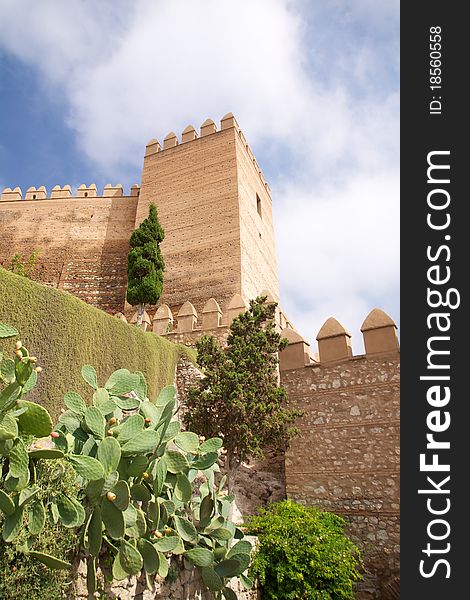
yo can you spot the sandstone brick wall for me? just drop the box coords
[0,195,138,313]
[1,115,280,319]
[137,115,279,318]
[138,125,242,318]
[281,352,400,599]
[235,128,279,303]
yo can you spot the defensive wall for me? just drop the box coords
[137,113,279,316]
[279,308,400,599]
[0,184,139,313]
[0,114,279,320]
[119,298,400,598]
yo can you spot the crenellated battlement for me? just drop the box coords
[118,299,398,372]
[119,292,296,346]
[0,183,141,202]
[279,308,399,371]
[144,113,271,196]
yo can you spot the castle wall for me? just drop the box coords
[137,125,242,317]
[281,326,400,598]
[137,115,279,317]
[0,194,138,312]
[235,129,279,303]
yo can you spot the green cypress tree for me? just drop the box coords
[183,296,302,490]
[126,203,165,325]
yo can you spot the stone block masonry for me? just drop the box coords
[281,310,400,600]
[0,190,139,313]
[137,114,279,318]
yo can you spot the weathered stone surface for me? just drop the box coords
[282,353,400,599]
[0,196,138,313]
[70,554,259,599]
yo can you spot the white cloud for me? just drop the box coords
[0,0,399,351]
[274,168,399,352]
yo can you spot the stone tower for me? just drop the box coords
[136,113,279,316]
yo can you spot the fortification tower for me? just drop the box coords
[136,113,279,317]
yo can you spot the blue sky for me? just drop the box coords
[0,0,399,353]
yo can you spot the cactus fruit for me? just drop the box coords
[107,491,117,502]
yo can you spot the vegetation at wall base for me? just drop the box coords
[246,500,362,600]
[0,268,189,420]
[127,203,165,325]
[183,296,302,488]
[0,460,78,600]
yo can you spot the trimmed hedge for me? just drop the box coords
[0,268,192,419]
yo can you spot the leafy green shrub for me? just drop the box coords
[0,323,252,599]
[8,249,41,279]
[0,460,78,600]
[246,500,362,600]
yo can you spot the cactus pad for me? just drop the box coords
[17,400,53,437]
[29,551,71,570]
[97,436,121,474]
[0,489,15,516]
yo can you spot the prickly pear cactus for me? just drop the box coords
[54,365,253,597]
[0,325,70,559]
[0,323,253,598]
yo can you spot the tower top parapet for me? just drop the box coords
[144,113,271,195]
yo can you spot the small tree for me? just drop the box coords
[126,203,164,325]
[183,296,302,490]
[9,248,41,279]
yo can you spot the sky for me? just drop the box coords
[0,0,399,354]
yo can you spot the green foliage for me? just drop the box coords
[246,500,363,600]
[8,249,41,279]
[0,325,251,599]
[0,267,190,420]
[0,460,79,600]
[127,203,165,308]
[184,296,302,475]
